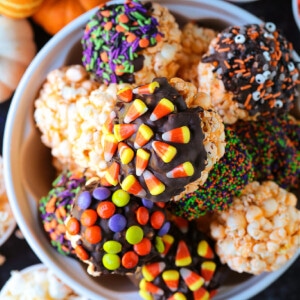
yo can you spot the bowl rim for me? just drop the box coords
[3,1,299,299]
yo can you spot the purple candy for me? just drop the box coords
[108,214,127,232]
[158,221,171,236]
[92,187,111,201]
[77,191,92,209]
[142,198,153,209]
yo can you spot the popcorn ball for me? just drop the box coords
[210,181,300,275]
[82,0,182,85]
[39,170,86,256]
[198,22,300,124]
[66,177,171,276]
[102,77,225,202]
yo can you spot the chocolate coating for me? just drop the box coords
[109,77,207,202]
[68,180,170,275]
[202,22,300,118]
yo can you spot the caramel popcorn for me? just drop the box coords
[210,181,300,275]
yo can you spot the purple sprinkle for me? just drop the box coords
[142,198,153,209]
[158,221,170,236]
[92,187,111,201]
[108,214,127,232]
[77,191,92,210]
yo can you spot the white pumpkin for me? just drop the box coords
[0,15,36,102]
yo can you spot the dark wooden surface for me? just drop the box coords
[0,0,299,299]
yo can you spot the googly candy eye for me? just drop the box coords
[234,34,246,44]
[274,100,283,108]
[265,22,276,32]
[287,62,295,72]
[263,51,271,61]
[255,74,266,84]
[252,91,261,101]
[263,70,271,79]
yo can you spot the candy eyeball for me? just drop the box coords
[274,100,283,108]
[265,22,276,32]
[255,74,266,84]
[234,34,246,44]
[288,62,295,72]
[252,91,261,101]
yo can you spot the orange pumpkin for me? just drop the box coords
[32,0,108,35]
[0,0,44,18]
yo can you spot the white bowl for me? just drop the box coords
[292,0,300,31]
[3,1,299,299]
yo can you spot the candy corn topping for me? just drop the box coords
[162,270,180,291]
[118,142,134,164]
[104,162,120,186]
[139,279,164,295]
[114,124,137,141]
[197,240,214,259]
[150,98,175,121]
[193,287,210,300]
[166,162,194,178]
[133,81,160,95]
[142,262,166,282]
[143,170,165,196]
[121,174,146,197]
[175,240,192,267]
[162,126,191,144]
[201,261,216,282]
[136,148,151,176]
[161,234,175,257]
[180,268,204,291]
[124,99,148,123]
[152,141,177,163]
[117,86,133,102]
[134,124,154,148]
[104,134,118,161]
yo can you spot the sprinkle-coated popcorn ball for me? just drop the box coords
[210,181,300,275]
[102,77,225,202]
[39,170,86,256]
[168,127,255,220]
[233,115,300,190]
[66,177,171,276]
[137,217,227,300]
[82,0,182,85]
[176,22,217,87]
[198,22,300,124]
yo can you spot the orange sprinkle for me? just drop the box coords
[75,245,89,261]
[240,85,251,90]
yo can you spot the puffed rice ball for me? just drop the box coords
[210,181,300,275]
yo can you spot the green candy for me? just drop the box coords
[103,241,122,254]
[112,189,130,207]
[102,253,121,270]
[126,225,143,245]
[155,236,165,253]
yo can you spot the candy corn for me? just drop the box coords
[117,86,133,102]
[139,279,164,295]
[134,124,154,148]
[136,148,150,176]
[133,81,160,95]
[150,98,174,121]
[180,268,204,291]
[114,124,137,141]
[104,162,120,186]
[103,133,118,161]
[162,126,191,143]
[175,240,192,267]
[121,174,146,197]
[142,262,166,281]
[201,261,216,283]
[118,142,134,164]
[152,141,177,163]
[162,270,180,291]
[124,99,148,123]
[143,170,165,195]
[197,240,214,259]
[193,287,210,300]
[166,162,194,178]
[161,234,175,257]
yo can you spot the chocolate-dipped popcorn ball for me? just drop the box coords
[176,22,217,86]
[137,217,227,300]
[210,181,300,275]
[82,0,182,85]
[167,127,255,220]
[233,115,300,190]
[39,170,86,256]
[66,177,171,276]
[198,22,300,124]
[102,77,225,202]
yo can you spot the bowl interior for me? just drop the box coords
[3,1,299,300]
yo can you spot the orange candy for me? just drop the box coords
[66,217,80,235]
[136,206,149,225]
[84,225,102,244]
[122,251,139,269]
[134,237,152,256]
[150,211,165,229]
[80,209,98,227]
[75,245,89,261]
[97,201,116,219]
